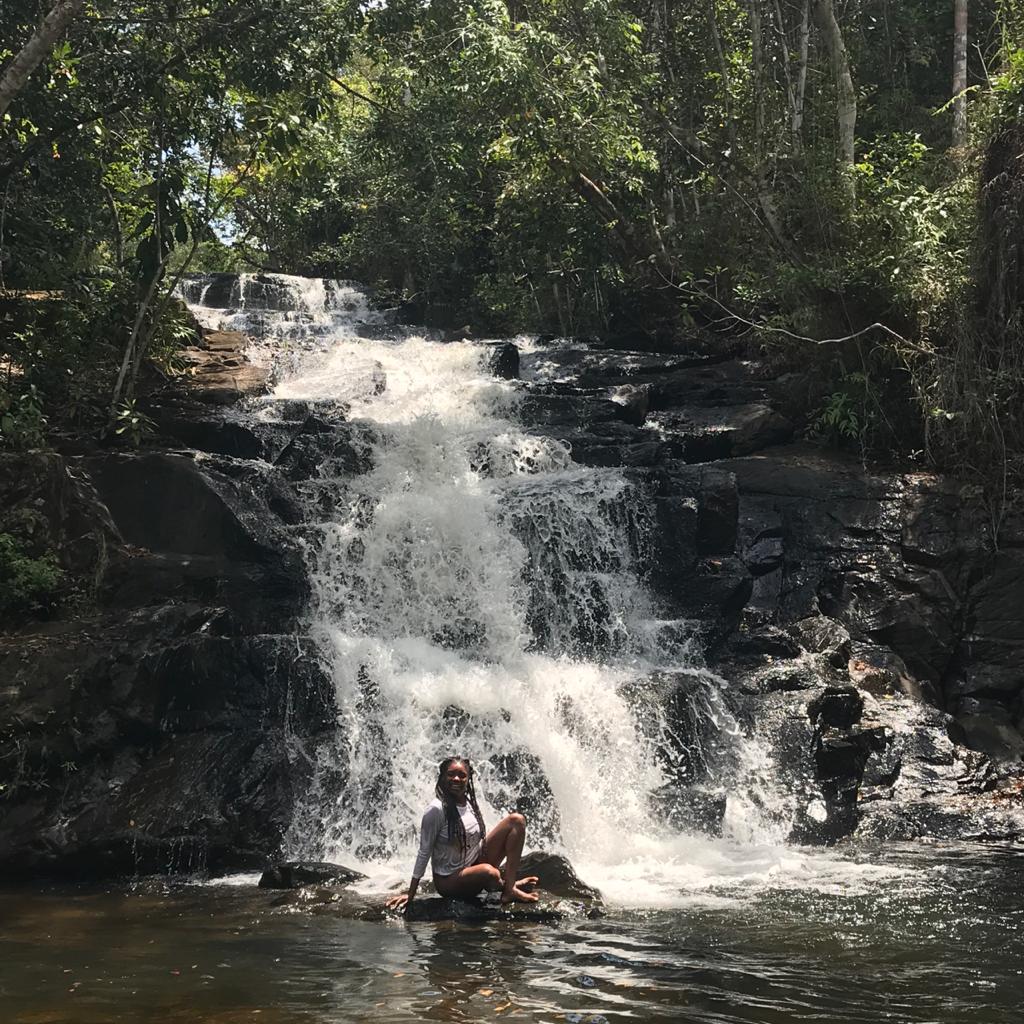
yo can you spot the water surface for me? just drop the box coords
[4,843,1022,1023]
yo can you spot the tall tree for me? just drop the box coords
[952,0,969,147]
[812,0,857,197]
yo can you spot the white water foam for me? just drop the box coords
[182,274,909,907]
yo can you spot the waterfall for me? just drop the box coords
[182,273,809,906]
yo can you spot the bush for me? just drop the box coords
[0,386,48,450]
[0,532,63,619]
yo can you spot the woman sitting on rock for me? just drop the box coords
[387,756,539,913]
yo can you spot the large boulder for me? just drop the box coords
[518,851,601,901]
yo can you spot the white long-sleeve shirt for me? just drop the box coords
[411,798,484,880]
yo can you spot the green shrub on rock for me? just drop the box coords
[0,532,63,619]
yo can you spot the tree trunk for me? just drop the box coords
[0,0,86,119]
[952,0,968,148]
[793,0,810,148]
[748,1,786,241]
[749,0,766,161]
[771,0,797,144]
[812,0,856,197]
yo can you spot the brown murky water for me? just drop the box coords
[3,844,1023,1024]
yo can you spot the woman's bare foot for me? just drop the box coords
[500,884,540,904]
[500,872,539,891]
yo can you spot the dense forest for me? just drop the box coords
[2,1,1024,489]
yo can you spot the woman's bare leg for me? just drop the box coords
[434,862,502,899]
[480,813,539,903]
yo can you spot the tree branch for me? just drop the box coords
[0,0,86,119]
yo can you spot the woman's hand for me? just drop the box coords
[387,877,419,914]
[385,890,411,913]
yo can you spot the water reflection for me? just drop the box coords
[403,922,538,1021]
[2,846,1024,1024]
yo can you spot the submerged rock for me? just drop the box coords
[268,884,596,924]
[259,861,366,889]
[404,894,577,923]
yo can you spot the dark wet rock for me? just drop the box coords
[541,418,676,469]
[743,528,784,577]
[83,452,307,632]
[518,851,602,901]
[487,751,562,843]
[649,493,699,591]
[0,447,325,879]
[788,616,851,669]
[624,672,720,785]
[607,383,650,426]
[648,403,794,462]
[87,452,285,560]
[564,436,667,468]
[651,785,728,837]
[479,341,520,379]
[743,657,832,695]
[857,800,1024,842]
[153,409,267,460]
[719,623,803,665]
[518,391,629,430]
[808,687,864,730]
[676,557,753,628]
[847,643,923,698]
[0,451,122,583]
[0,627,334,878]
[696,467,738,556]
[952,709,1024,763]
[405,894,572,923]
[798,719,891,843]
[274,885,587,923]
[520,346,715,389]
[272,423,375,482]
[259,860,366,889]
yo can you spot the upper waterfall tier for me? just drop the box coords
[180,272,375,315]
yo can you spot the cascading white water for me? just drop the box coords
[182,274,901,906]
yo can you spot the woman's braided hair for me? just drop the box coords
[436,756,486,864]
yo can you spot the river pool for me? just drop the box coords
[3,842,1023,1024]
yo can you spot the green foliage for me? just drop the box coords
[814,386,866,447]
[3,0,1024,504]
[112,398,156,447]
[0,532,63,618]
[0,385,47,450]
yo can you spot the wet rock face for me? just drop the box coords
[0,446,325,879]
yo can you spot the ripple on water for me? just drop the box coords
[8,845,1024,1024]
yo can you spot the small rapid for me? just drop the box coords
[183,273,904,907]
